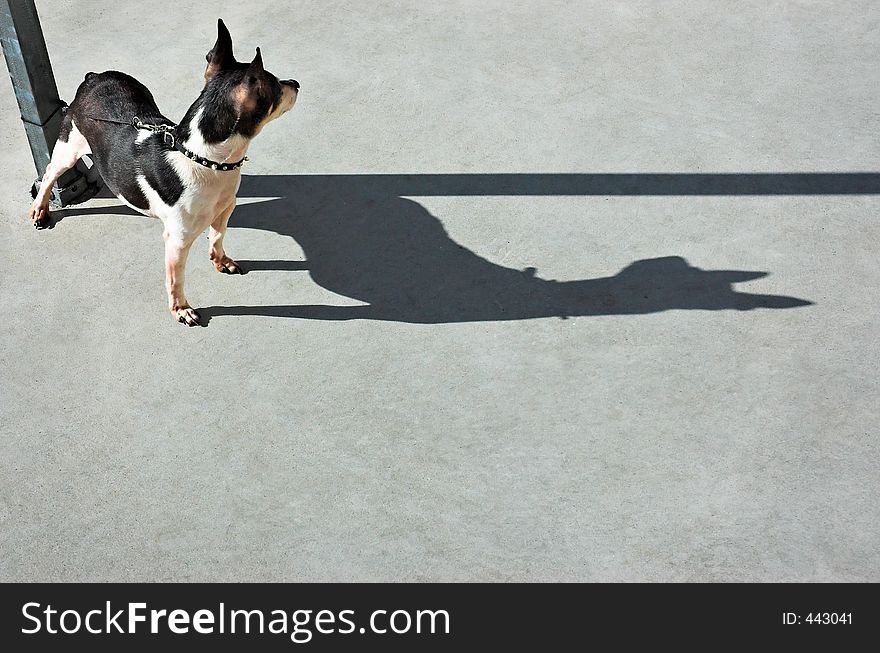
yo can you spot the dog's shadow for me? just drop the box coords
[58,172,817,323]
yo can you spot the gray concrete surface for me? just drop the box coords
[1,1,878,581]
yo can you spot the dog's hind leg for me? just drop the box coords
[28,119,91,229]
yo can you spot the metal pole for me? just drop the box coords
[0,0,99,208]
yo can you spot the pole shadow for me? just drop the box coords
[54,171,867,323]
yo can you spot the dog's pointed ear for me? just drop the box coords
[246,47,264,77]
[205,18,235,79]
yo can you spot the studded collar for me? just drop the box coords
[175,141,248,171]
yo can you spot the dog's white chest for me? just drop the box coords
[138,151,241,238]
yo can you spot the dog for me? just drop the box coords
[27,19,299,325]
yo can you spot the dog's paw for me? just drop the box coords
[171,306,202,326]
[28,203,52,230]
[212,256,246,274]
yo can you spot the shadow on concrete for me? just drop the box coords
[208,173,818,323]
[52,171,844,323]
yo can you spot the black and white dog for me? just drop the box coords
[28,19,299,325]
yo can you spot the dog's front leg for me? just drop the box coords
[208,200,244,274]
[164,231,200,326]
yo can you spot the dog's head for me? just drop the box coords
[201,18,298,139]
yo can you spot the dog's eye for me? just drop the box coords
[248,76,257,85]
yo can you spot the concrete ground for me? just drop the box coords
[1,1,878,581]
